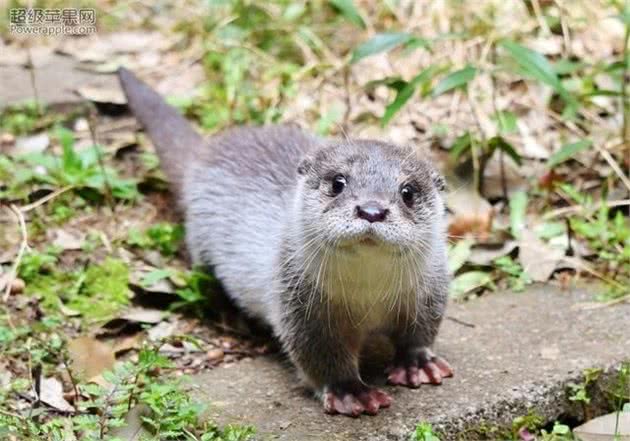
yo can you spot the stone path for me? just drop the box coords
[190,285,630,440]
[0,52,119,108]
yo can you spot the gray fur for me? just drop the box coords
[119,69,449,398]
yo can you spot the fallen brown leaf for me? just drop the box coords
[447,187,494,241]
[38,376,75,412]
[518,229,565,282]
[52,229,84,251]
[67,336,116,381]
[121,307,165,324]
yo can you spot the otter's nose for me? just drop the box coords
[356,202,389,223]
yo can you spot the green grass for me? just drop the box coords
[0,321,255,440]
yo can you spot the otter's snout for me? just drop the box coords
[356,201,389,223]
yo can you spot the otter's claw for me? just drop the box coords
[323,383,392,417]
[386,356,453,388]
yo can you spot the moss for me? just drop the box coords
[24,257,131,321]
[68,258,131,319]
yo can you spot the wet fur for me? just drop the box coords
[119,68,449,400]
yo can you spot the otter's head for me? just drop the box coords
[295,139,446,255]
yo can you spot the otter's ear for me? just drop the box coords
[431,170,446,192]
[297,157,313,176]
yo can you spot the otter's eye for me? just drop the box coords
[331,174,347,196]
[400,184,415,207]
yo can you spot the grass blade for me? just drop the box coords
[381,66,439,125]
[432,65,477,97]
[329,0,365,29]
[351,32,412,63]
[488,136,522,165]
[547,139,592,168]
[509,190,528,239]
[501,40,579,115]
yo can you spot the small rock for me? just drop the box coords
[207,348,225,362]
[1,133,15,149]
[73,118,89,132]
[10,278,25,294]
[148,321,177,341]
[14,132,49,155]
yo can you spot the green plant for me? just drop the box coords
[2,126,139,202]
[511,411,545,439]
[539,422,574,441]
[127,222,185,257]
[0,101,44,135]
[569,368,602,405]
[0,342,255,440]
[494,256,532,292]
[412,422,440,441]
[558,184,630,300]
[607,361,630,437]
[22,255,132,320]
[18,247,60,282]
[500,40,579,119]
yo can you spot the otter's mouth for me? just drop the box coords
[358,236,378,246]
[337,231,385,250]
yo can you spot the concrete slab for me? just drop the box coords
[0,52,118,108]
[190,286,630,440]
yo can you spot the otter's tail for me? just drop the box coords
[118,67,202,197]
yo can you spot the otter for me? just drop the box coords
[118,68,453,417]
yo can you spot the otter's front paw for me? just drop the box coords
[323,381,392,417]
[386,350,453,388]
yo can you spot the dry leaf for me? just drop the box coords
[67,336,116,381]
[52,229,84,251]
[518,229,565,282]
[468,240,518,266]
[112,332,145,355]
[121,307,165,324]
[77,85,126,105]
[147,321,177,341]
[447,187,494,241]
[38,376,75,412]
[0,367,12,389]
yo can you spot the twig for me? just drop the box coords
[553,0,572,59]
[465,89,487,194]
[562,256,627,291]
[490,43,508,203]
[2,205,30,302]
[19,185,75,213]
[543,199,630,219]
[25,47,41,116]
[446,315,476,328]
[530,0,551,35]
[62,357,80,406]
[594,142,630,194]
[622,4,629,145]
[578,293,630,310]
[87,108,115,212]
